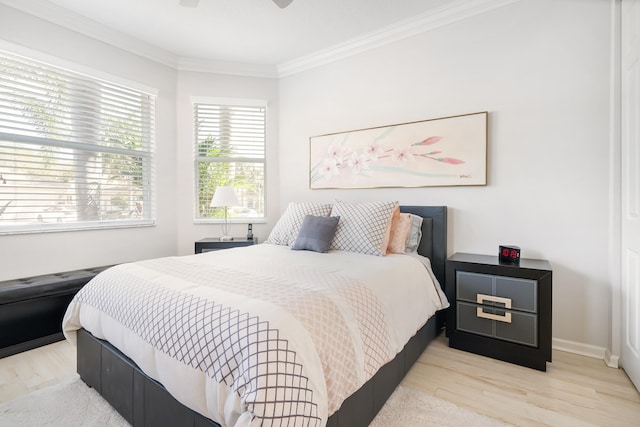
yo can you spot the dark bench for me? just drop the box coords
[0,266,112,358]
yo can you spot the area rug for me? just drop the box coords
[0,378,509,427]
[370,385,510,427]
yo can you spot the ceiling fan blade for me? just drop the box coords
[272,0,294,8]
[179,0,200,7]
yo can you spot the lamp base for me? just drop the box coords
[219,236,234,241]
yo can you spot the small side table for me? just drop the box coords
[194,238,257,254]
[445,252,552,371]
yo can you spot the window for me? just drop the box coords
[0,50,155,234]
[194,99,266,222]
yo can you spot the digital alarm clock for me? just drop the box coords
[499,245,521,265]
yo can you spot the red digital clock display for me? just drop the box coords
[499,245,521,264]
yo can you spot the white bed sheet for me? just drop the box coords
[63,244,448,427]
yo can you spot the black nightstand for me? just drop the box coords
[194,238,257,254]
[445,252,552,371]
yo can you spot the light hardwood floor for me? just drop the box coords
[1,336,639,426]
[403,335,640,426]
[0,340,76,403]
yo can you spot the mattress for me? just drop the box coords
[63,244,448,427]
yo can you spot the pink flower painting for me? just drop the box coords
[309,112,487,189]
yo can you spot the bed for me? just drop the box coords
[63,205,447,427]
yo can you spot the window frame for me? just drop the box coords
[192,97,267,224]
[0,45,157,235]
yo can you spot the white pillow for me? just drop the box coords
[265,202,333,246]
[330,200,399,256]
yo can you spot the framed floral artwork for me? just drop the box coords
[309,111,487,189]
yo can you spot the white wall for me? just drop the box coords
[175,71,279,255]
[278,0,613,348]
[0,6,179,280]
[0,0,616,350]
[0,6,280,277]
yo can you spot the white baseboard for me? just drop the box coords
[552,337,619,368]
[605,349,620,369]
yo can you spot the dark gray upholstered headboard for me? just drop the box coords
[399,206,447,287]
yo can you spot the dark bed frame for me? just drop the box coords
[76,205,447,427]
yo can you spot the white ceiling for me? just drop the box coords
[1,0,518,77]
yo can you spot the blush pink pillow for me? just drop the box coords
[386,212,412,254]
[381,207,399,255]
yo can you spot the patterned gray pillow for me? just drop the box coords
[265,202,333,246]
[330,200,399,256]
[291,215,340,253]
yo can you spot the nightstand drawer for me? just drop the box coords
[457,271,537,313]
[457,302,538,347]
[457,271,493,300]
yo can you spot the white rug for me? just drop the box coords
[0,378,129,427]
[370,385,510,427]
[0,378,509,427]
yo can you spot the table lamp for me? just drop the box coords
[210,186,239,241]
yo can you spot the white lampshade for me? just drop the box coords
[210,186,240,208]
[210,186,240,241]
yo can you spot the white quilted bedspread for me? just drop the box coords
[63,244,448,427]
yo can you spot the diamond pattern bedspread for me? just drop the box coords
[63,244,447,427]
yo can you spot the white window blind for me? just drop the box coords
[0,50,155,234]
[194,101,265,221]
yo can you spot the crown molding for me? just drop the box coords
[277,0,521,77]
[178,57,279,79]
[1,0,280,78]
[0,0,179,69]
[1,0,521,79]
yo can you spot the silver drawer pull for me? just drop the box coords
[476,307,512,323]
[476,293,512,309]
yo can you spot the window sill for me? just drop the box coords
[0,220,156,235]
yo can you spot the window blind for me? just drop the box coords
[194,102,265,221]
[0,50,155,234]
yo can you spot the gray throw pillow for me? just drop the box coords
[291,215,340,253]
